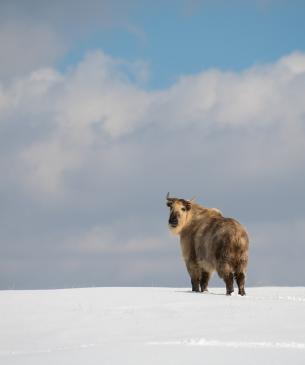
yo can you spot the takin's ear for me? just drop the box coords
[181,199,192,211]
[166,201,172,207]
[187,197,196,210]
[185,201,192,211]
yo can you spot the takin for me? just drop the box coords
[166,193,249,296]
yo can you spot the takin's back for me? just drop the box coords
[192,214,249,274]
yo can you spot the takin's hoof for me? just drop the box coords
[226,290,234,296]
[238,289,246,296]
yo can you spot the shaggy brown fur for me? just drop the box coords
[167,194,249,295]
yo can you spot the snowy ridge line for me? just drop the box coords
[148,339,305,350]
[244,295,305,303]
[2,340,305,357]
[175,289,305,302]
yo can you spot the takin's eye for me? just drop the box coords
[181,207,186,212]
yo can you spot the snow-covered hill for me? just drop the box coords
[1,287,304,364]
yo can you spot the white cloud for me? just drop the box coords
[2,50,304,197]
[156,51,305,130]
[0,51,152,195]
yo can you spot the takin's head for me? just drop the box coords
[166,192,194,235]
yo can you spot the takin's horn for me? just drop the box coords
[166,192,175,200]
[166,192,175,202]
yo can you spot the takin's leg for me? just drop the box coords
[234,272,246,296]
[217,264,234,295]
[223,272,234,296]
[191,277,200,292]
[200,271,211,292]
[234,255,248,296]
[186,261,201,292]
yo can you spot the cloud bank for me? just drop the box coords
[1,50,305,288]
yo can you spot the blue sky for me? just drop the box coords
[0,0,305,289]
[59,0,305,88]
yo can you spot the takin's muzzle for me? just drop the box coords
[168,212,178,227]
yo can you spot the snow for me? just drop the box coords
[1,287,305,364]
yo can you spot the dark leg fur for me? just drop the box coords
[186,261,201,292]
[200,271,210,292]
[191,278,200,292]
[234,272,246,296]
[224,272,234,295]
